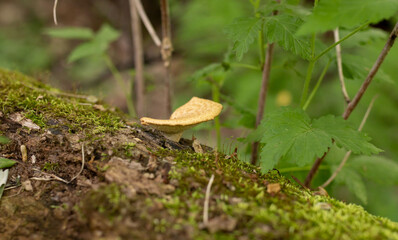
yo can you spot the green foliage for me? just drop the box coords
[334,166,368,204]
[0,158,16,169]
[44,27,94,39]
[225,17,263,61]
[263,15,311,60]
[298,0,398,35]
[45,24,120,63]
[350,156,398,185]
[256,108,381,171]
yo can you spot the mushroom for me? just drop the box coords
[140,97,223,142]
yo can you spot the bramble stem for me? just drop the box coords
[300,60,315,107]
[343,22,398,120]
[212,84,221,149]
[230,63,260,71]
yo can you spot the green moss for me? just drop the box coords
[0,69,124,134]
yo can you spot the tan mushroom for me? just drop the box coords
[140,97,223,142]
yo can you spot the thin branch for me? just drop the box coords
[343,21,398,120]
[251,43,275,165]
[203,174,215,225]
[129,0,145,117]
[304,150,329,188]
[132,0,161,47]
[334,28,350,103]
[321,95,377,188]
[305,22,398,188]
[69,144,86,183]
[160,0,173,117]
[53,0,59,25]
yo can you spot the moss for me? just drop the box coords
[0,69,124,134]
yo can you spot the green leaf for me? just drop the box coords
[225,17,263,60]
[0,158,16,169]
[189,63,224,82]
[94,24,121,45]
[312,115,382,155]
[0,136,10,144]
[44,27,94,39]
[67,41,106,63]
[264,15,311,60]
[334,166,368,204]
[258,108,381,171]
[297,0,398,35]
[349,156,398,185]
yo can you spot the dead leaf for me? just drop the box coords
[9,112,40,130]
[22,180,33,191]
[267,183,281,194]
[206,215,238,233]
[192,138,204,153]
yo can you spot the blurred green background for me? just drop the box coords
[0,0,397,220]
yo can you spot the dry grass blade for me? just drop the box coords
[203,174,215,225]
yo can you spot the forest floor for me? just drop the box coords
[1,69,398,240]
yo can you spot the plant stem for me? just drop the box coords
[314,22,369,62]
[334,28,350,104]
[131,0,161,47]
[300,60,315,107]
[212,84,221,149]
[321,95,378,188]
[129,0,145,117]
[160,0,173,117]
[259,30,265,66]
[279,165,329,173]
[103,55,136,117]
[304,150,328,187]
[230,62,260,71]
[305,21,398,187]
[53,0,59,25]
[251,43,275,165]
[343,21,398,120]
[303,59,331,110]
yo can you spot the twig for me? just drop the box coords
[291,175,310,192]
[160,0,173,117]
[343,21,398,120]
[53,0,59,25]
[321,95,377,188]
[251,43,275,165]
[69,144,85,183]
[305,22,398,187]
[132,0,161,47]
[334,28,350,103]
[203,174,215,225]
[304,150,329,187]
[129,0,145,117]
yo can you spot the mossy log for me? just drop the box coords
[0,69,397,240]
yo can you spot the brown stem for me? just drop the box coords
[129,0,145,117]
[304,150,328,188]
[305,22,398,187]
[251,43,275,165]
[160,0,173,117]
[343,21,398,120]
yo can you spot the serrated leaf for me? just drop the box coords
[349,156,398,185]
[67,41,105,63]
[297,0,398,35]
[44,27,94,39]
[312,115,382,155]
[334,166,367,204]
[264,15,311,60]
[189,63,223,82]
[258,108,381,171]
[0,136,10,144]
[0,158,16,169]
[225,17,263,60]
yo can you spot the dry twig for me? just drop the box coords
[203,174,215,225]
[334,28,350,103]
[53,0,59,25]
[131,0,161,47]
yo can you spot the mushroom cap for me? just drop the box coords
[140,97,223,134]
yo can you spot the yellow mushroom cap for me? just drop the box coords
[140,97,222,141]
